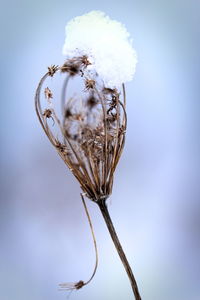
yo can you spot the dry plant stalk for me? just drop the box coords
[35,10,141,300]
[35,57,141,299]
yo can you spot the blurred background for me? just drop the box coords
[0,0,200,299]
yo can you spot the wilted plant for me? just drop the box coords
[35,11,141,300]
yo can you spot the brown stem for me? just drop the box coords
[98,200,142,300]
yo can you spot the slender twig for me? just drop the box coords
[61,75,70,113]
[81,194,98,285]
[59,193,98,290]
[94,87,108,194]
[98,199,142,300]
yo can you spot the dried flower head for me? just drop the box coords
[85,78,96,90]
[44,87,53,99]
[35,59,127,202]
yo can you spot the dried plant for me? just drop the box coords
[35,10,141,300]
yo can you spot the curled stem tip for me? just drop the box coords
[59,193,98,292]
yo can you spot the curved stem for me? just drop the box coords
[81,193,98,285]
[59,193,98,291]
[98,200,142,300]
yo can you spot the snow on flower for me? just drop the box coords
[62,11,137,88]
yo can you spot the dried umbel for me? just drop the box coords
[35,10,141,300]
[35,60,127,203]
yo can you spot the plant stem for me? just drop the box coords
[98,200,142,300]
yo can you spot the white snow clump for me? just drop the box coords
[62,11,137,88]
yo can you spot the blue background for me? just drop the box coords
[0,0,200,299]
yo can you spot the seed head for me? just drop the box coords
[85,79,96,90]
[35,61,127,202]
[44,87,53,99]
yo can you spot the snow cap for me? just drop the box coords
[62,11,137,88]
